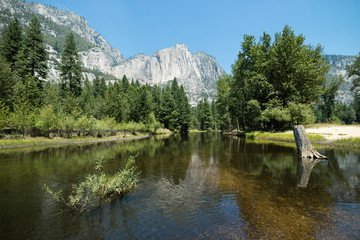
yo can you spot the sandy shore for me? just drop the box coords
[301,125,360,141]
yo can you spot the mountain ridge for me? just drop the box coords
[0,0,225,105]
[0,0,357,105]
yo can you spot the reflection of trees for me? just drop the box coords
[214,136,334,239]
[0,136,168,239]
[323,149,360,202]
[3,133,360,239]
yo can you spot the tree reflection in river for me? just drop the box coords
[1,133,360,239]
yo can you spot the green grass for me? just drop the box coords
[245,131,326,142]
[243,130,360,150]
[330,138,360,148]
[0,133,150,151]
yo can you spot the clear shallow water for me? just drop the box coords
[1,133,360,239]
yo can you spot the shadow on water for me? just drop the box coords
[1,133,360,239]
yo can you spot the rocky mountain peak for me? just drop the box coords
[0,0,226,105]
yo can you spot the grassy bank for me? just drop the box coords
[228,129,360,150]
[245,131,326,142]
[0,132,153,150]
[329,138,360,149]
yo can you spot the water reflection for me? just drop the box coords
[1,133,360,239]
[296,157,324,188]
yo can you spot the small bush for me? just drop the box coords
[44,155,140,212]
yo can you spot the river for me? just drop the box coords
[1,133,360,239]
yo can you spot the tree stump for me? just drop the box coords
[293,125,327,159]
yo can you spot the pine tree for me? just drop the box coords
[122,74,130,92]
[137,85,153,122]
[211,99,218,130]
[0,55,15,108]
[0,18,22,71]
[16,17,48,88]
[151,85,162,119]
[198,97,212,130]
[159,86,176,130]
[59,33,82,96]
[216,74,232,131]
[79,77,95,115]
[176,85,191,133]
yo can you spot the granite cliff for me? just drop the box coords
[0,0,224,105]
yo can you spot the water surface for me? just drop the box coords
[1,133,360,239]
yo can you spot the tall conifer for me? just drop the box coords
[16,17,48,87]
[59,33,82,96]
[1,18,22,71]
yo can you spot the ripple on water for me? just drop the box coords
[105,176,244,239]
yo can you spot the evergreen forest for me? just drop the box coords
[0,19,359,139]
[0,17,192,137]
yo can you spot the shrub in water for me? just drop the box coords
[44,155,140,212]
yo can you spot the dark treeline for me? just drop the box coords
[0,17,192,137]
[212,25,360,131]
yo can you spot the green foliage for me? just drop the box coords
[261,100,291,130]
[0,55,15,108]
[196,97,213,131]
[9,103,37,137]
[35,104,58,136]
[59,33,82,97]
[333,103,356,124]
[217,25,329,131]
[320,76,344,122]
[346,53,360,122]
[0,20,191,136]
[0,18,22,71]
[244,99,261,129]
[347,52,360,94]
[216,74,233,131]
[288,102,316,125]
[159,78,191,133]
[145,112,162,133]
[44,156,140,212]
[16,17,48,86]
[353,94,360,122]
[0,99,9,130]
[251,132,326,142]
[270,26,329,104]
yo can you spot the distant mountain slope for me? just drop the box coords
[0,0,225,105]
[325,55,356,104]
[81,44,224,105]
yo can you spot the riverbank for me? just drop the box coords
[0,131,171,150]
[229,124,360,149]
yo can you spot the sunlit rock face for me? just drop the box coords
[325,55,357,104]
[110,44,225,105]
[0,0,225,106]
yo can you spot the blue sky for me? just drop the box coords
[30,0,360,73]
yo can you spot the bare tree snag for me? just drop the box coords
[293,125,327,159]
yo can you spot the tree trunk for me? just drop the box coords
[293,125,327,159]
